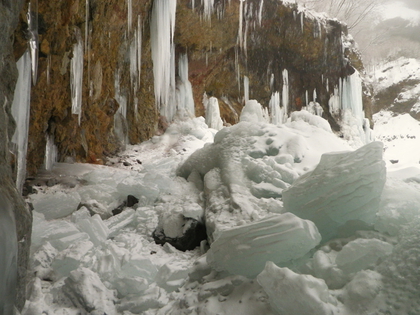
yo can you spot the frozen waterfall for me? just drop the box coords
[11,51,32,193]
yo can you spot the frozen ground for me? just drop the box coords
[20,111,420,315]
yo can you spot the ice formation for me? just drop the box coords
[176,54,195,119]
[27,1,39,85]
[11,51,32,192]
[206,213,321,277]
[44,134,58,171]
[70,29,84,125]
[203,95,223,130]
[283,141,386,240]
[0,192,18,315]
[150,0,177,121]
[239,99,265,123]
[177,116,352,241]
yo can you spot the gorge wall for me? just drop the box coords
[13,0,368,177]
[0,0,32,311]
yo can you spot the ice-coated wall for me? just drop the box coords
[0,191,18,315]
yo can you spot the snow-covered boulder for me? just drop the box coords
[283,141,386,240]
[206,213,321,277]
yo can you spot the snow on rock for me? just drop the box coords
[177,118,351,240]
[283,141,386,240]
[257,261,338,315]
[206,213,321,277]
[63,267,117,314]
[335,238,393,275]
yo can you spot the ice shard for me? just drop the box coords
[70,29,84,125]
[283,141,386,240]
[27,1,39,85]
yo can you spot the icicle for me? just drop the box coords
[270,73,274,91]
[11,51,32,193]
[244,76,249,103]
[176,54,195,118]
[150,0,177,121]
[313,89,317,102]
[45,134,58,171]
[340,70,364,121]
[46,54,51,85]
[70,29,84,125]
[85,0,89,50]
[300,12,304,33]
[137,15,142,87]
[114,69,128,147]
[27,1,39,85]
[269,91,282,125]
[129,32,138,92]
[305,90,309,106]
[127,0,132,32]
[203,0,214,21]
[282,69,289,123]
[328,85,340,116]
[238,0,244,49]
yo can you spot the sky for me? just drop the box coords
[381,0,420,24]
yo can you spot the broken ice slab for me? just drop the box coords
[206,213,321,278]
[49,232,90,252]
[116,284,168,314]
[335,238,393,275]
[155,261,190,292]
[116,179,159,205]
[31,191,82,220]
[32,211,85,250]
[283,141,386,241]
[113,276,148,297]
[63,267,117,314]
[120,255,158,282]
[52,240,94,277]
[105,208,136,237]
[257,261,337,315]
[76,214,109,246]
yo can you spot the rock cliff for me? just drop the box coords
[0,0,32,311]
[13,0,367,175]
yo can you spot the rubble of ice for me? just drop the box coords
[20,107,420,314]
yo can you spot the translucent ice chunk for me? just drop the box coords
[335,238,393,275]
[257,262,337,315]
[31,191,82,220]
[76,214,109,246]
[49,232,90,252]
[105,208,136,237]
[52,240,94,276]
[114,276,148,296]
[283,142,386,240]
[206,213,321,277]
[155,262,190,292]
[63,267,117,314]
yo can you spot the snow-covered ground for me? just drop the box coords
[20,109,420,315]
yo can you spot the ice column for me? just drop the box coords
[45,135,58,171]
[244,76,249,103]
[114,70,128,146]
[282,69,289,123]
[27,1,39,85]
[150,0,177,121]
[340,70,364,121]
[203,0,215,20]
[204,94,223,130]
[11,51,32,193]
[269,92,282,125]
[70,30,84,125]
[0,192,18,315]
[176,54,195,118]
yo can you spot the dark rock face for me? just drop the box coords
[0,0,32,311]
[153,216,207,252]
